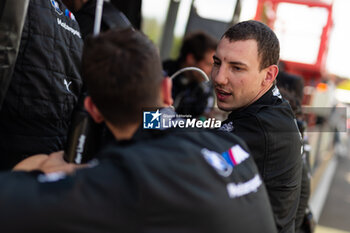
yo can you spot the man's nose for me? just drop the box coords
[212,66,228,86]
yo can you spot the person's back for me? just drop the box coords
[0,127,277,233]
[0,0,83,170]
[111,129,276,233]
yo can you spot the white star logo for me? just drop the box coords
[150,109,162,122]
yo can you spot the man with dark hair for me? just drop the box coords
[177,31,217,74]
[0,28,277,233]
[163,31,217,101]
[213,20,302,232]
[82,28,163,127]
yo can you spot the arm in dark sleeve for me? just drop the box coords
[0,160,140,233]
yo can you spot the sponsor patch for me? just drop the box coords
[50,0,63,15]
[65,9,76,21]
[57,18,81,38]
[272,86,282,99]
[221,145,249,167]
[226,174,262,198]
[64,79,72,92]
[201,148,232,177]
[38,171,66,183]
[219,122,234,132]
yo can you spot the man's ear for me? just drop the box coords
[263,64,279,86]
[84,96,104,123]
[162,77,173,106]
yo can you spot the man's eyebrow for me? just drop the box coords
[228,61,248,67]
[213,55,247,67]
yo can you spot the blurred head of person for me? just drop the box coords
[82,28,173,138]
[178,31,217,81]
[276,68,304,104]
[277,71,305,134]
[211,20,280,111]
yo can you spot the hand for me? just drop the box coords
[13,151,88,174]
[38,151,88,174]
[12,154,49,172]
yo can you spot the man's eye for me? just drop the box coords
[233,66,242,71]
[213,61,220,66]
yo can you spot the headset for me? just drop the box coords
[170,67,215,118]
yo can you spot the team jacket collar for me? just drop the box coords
[227,85,282,119]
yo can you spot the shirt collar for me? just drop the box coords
[228,85,282,117]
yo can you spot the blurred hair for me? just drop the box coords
[279,87,302,117]
[178,31,217,63]
[276,71,304,103]
[223,20,280,70]
[82,28,163,127]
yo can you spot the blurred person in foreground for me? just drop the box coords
[0,28,277,233]
[213,20,302,233]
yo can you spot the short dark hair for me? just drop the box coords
[178,31,217,63]
[223,20,280,70]
[82,28,163,127]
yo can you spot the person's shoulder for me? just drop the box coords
[223,110,264,136]
[100,128,248,160]
[120,128,258,179]
[255,99,296,125]
[239,103,299,140]
[167,128,255,163]
[203,128,251,149]
[223,97,297,135]
[173,128,247,145]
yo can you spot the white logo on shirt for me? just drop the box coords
[219,122,234,132]
[38,171,66,183]
[272,86,282,99]
[64,79,72,92]
[57,18,81,38]
[226,174,262,198]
